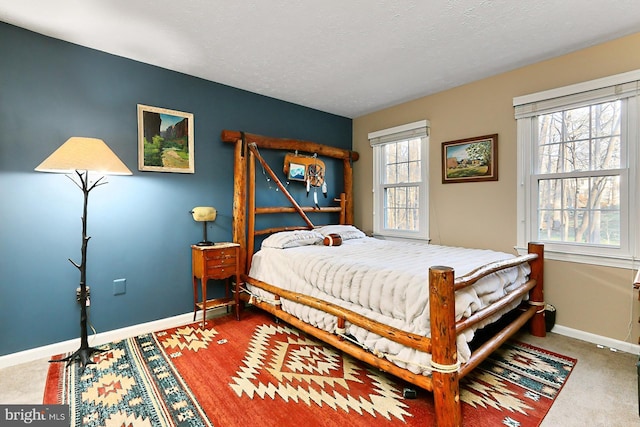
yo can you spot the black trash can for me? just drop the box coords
[545,304,556,332]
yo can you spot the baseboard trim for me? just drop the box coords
[551,324,640,355]
[0,309,221,369]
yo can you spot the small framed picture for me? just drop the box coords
[137,104,194,173]
[442,134,498,183]
[287,162,306,181]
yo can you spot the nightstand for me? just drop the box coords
[192,242,240,327]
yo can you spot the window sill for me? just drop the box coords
[373,234,431,244]
[515,246,636,269]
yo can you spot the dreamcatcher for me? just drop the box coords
[283,152,327,208]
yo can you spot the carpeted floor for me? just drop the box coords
[43,309,576,427]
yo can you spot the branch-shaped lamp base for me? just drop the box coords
[51,345,104,370]
[48,171,108,372]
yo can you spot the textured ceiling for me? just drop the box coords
[2,1,640,118]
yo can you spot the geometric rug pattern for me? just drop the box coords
[45,310,576,427]
[229,323,414,421]
[47,331,213,427]
[460,341,576,427]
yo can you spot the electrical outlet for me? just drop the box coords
[113,278,126,295]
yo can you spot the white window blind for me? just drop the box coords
[369,120,430,146]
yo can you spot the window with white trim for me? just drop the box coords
[369,120,430,240]
[514,71,640,268]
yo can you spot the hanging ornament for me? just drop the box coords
[254,144,276,191]
[306,160,325,188]
[282,151,327,206]
[283,152,325,186]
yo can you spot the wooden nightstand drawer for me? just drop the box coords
[205,255,236,268]
[205,263,235,279]
[203,248,236,261]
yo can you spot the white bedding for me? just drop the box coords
[247,236,530,375]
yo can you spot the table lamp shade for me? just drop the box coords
[35,137,132,175]
[191,206,216,246]
[192,206,217,222]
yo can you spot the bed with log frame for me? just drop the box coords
[221,130,545,427]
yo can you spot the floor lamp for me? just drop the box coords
[35,137,132,370]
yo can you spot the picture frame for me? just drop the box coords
[442,134,498,183]
[137,104,194,173]
[287,162,306,181]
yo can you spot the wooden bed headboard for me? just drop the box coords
[221,130,360,273]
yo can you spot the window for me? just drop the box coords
[369,120,430,240]
[514,70,640,267]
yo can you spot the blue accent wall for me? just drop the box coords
[0,23,352,356]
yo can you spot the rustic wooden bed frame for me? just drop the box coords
[221,130,546,427]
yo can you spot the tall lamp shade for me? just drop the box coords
[35,137,132,175]
[35,136,131,370]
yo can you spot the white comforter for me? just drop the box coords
[247,237,530,375]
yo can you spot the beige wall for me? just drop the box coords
[352,33,640,346]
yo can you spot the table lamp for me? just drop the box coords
[35,136,132,370]
[191,206,217,246]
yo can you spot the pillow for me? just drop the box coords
[315,224,366,240]
[261,230,324,249]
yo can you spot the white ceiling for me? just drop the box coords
[2,1,640,118]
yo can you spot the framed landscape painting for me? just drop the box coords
[442,134,498,183]
[137,104,194,173]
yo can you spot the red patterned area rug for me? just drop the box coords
[44,309,576,427]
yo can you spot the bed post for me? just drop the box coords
[528,242,546,337]
[338,192,346,225]
[247,147,256,269]
[343,157,354,225]
[429,266,462,427]
[232,138,247,274]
